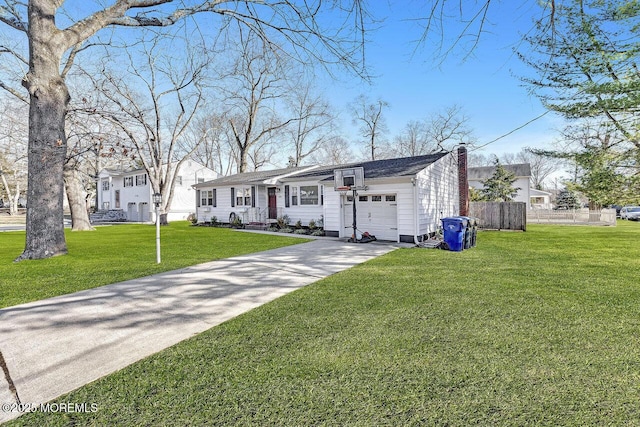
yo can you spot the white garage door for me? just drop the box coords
[343,194,398,241]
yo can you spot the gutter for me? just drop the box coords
[263,165,319,185]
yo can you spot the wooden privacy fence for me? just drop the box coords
[470,202,527,231]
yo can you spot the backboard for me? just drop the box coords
[334,167,365,190]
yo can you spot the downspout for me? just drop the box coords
[412,176,420,245]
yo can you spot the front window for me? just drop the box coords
[102,180,109,191]
[300,186,319,205]
[291,187,298,206]
[236,187,252,206]
[176,176,183,186]
[201,190,216,206]
[136,174,147,186]
[124,177,133,187]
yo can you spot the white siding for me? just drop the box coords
[167,160,217,221]
[415,152,459,236]
[195,184,269,224]
[323,185,342,236]
[281,180,325,226]
[196,185,240,223]
[98,160,216,222]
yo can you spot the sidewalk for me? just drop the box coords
[0,239,399,423]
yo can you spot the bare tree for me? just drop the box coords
[467,152,492,167]
[310,135,356,165]
[224,30,299,172]
[79,34,208,217]
[285,81,336,167]
[350,94,389,161]
[0,0,368,260]
[425,104,475,151]
[392,120,428,158]
[189,113,235,176]
[391,105,475,157]
[500,150,561,190]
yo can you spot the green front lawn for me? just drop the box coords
[7,221,640,425]
[0,222,307,308]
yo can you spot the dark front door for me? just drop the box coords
[268,187,278,219]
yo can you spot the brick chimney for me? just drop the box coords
[458,144,469,216]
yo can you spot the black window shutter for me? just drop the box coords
[196,190,201,207]
[251,186,256,207]
[213,189,217,207]
[285,185,290,208]
[231,187,235,207]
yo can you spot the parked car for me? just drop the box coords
[620,206,640,220]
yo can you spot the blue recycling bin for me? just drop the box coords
[441,217,467,252]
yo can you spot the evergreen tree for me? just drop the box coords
[555,189,582,210]
[480,159,520,202]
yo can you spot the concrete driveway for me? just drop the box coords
[0,239,399,423]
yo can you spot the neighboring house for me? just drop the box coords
[97,160,217,222]
[529,188,553,210]
[468,163,532,206]
[193,151,465,243]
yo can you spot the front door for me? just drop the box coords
[268,187,278,219]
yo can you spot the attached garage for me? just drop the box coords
[343,194,398,241]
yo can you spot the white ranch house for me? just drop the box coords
[97,160,217,222]
[193,151,466,243]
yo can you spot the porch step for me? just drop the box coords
[245,222,269,231]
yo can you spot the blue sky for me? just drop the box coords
[321,1,565,158]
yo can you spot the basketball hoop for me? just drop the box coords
[336,186,351,197]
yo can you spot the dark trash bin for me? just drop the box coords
[469,217,477,247]
[441,217,467,252]
[458,216,477,249]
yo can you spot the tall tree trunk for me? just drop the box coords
[16,2,69,261]
[64,167,94,231]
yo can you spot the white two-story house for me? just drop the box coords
[97,160,217,222]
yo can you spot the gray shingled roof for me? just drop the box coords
[292,153,449,182]
[193,166,314,187]
[468,163,531,180]
[193,153,450,187]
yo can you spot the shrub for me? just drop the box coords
[294,219,303,229]
[230,215,244,229]
[210,216,219,227]
[187,213,198,225]
[308,219,316,230]
[276,215,290,228]
[294,229,308,235]
[311,229,325,236]
[278,227,293,233]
